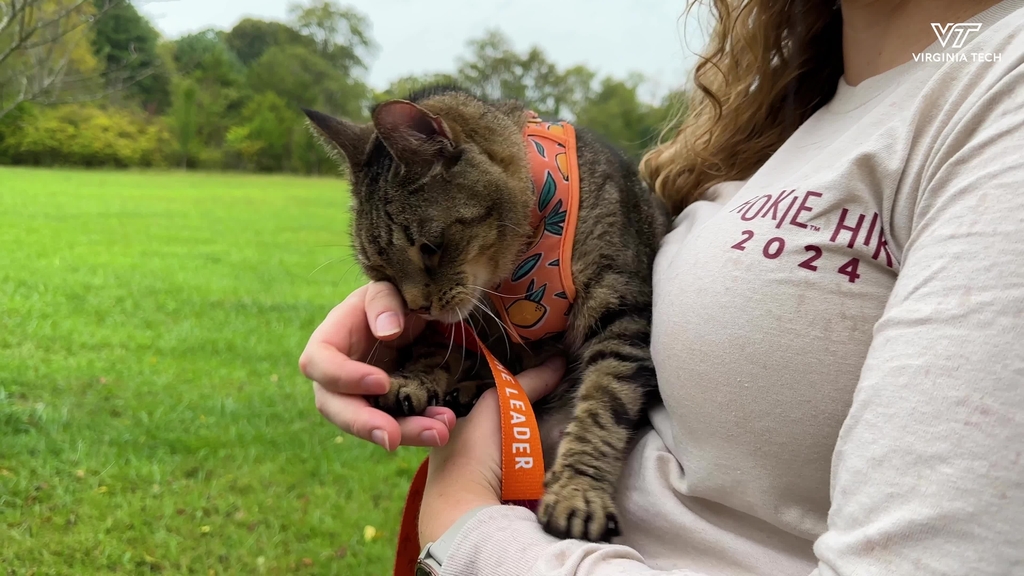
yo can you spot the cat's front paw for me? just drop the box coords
[442,380,493,418]
[371,374,440,417]
[537,468,620,542]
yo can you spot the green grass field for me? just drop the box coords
[0,167,426,575]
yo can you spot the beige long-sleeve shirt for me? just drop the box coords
[439,2,1024,574]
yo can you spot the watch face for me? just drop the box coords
[415,563,439,576]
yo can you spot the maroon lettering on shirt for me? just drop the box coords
[761,189,796,222]
[830,208,867,249]
[726,188,896,283]
[790,191,822,229]
[730,189,822,232]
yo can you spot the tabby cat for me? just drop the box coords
[304,85,670,542]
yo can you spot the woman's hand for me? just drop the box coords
[299,281,457,450]
[418,356,566,545]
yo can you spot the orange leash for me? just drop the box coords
[393,323,546,575]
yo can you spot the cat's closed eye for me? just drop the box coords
[418,242,443,272]
[419,243,440,257]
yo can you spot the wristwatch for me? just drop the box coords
[415,506,488,575]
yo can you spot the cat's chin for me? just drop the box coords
[417,295,480,325]
[433,302,477,325]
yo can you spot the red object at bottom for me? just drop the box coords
[394,458,429,576]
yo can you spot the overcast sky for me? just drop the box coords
[139,0,708,101]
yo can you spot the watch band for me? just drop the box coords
[416,506,491,575]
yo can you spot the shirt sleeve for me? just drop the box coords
[812,65,1024,574]
[442,66,1024,576]
[440,505,706,576]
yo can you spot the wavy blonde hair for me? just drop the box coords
[640,0,845,216]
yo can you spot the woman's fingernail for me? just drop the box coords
[419,430,441,446]
[362,375,389,395]
[375,312,402,337]
[371,429,390,451]
[431,413,452,428]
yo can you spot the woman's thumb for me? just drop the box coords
[516,356,567,402]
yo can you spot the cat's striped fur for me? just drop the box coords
[304,85,670,542]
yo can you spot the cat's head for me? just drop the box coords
[304,88,535,323]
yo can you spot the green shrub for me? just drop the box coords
[0,104,173,168]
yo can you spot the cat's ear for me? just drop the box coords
[302,108,373,170]
[371,100,455,168]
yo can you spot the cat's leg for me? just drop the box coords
[371,335,459,417]
[537,305,657,542]
[372,334,494,418]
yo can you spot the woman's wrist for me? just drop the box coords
[419,475,500,544]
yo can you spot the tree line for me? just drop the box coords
[0,0,686,175]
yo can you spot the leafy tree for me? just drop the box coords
[247,43,369,120]
[169,78,198,168]
[648,89,688,146]
[559,65,598,118]
[290,120,336,175]
[89,0,170,111]
[454,30,595,119]
[226,91,293,171]
[575,75,680,159]
[172,29,245,88]
[377,73,461,102]
[451,29,688,158]
[287,0,374,75]
[170,30,248,159]
[225,18,313,66]
[454,31,526,103]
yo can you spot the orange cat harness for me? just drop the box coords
[489,112,580,342]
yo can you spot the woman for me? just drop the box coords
[299,0,1024,573]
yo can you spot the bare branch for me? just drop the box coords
[0,0,138,119]
[0,1,33,39]
[0,76,29,119]
[0,0,121,70]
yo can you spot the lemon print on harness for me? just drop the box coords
[507,277,548,330]
[555,152,569,181]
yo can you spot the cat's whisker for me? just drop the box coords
[470,294,511,360]
[312,244,359,250]
[466,306,490,374]
[468,284,529,299]
[328,263,364,291]
[439,316,456,369]
[469,308,487,336]
[366,338,383,369]
[339,261,362,281]
[466,314,483,375]
[308,255,349,278]
[457,309,467,378]
[496,221,527,234]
